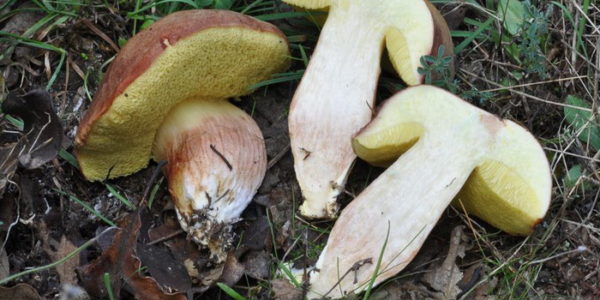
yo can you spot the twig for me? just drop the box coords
[479,76,587,93]
[267,143,290,170]
[460,68,592,111]
[210,144,232,171]
[139,160,167,207]
[147,229,185,246]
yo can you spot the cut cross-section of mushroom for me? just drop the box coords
[305,85,551,298]
[283,0,453,219]
[75,10,290,262]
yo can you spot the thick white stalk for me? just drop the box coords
[289,5,386,218]
[307,127,493,298]
[153,99,266,262]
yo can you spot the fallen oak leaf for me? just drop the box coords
[1,89,63,169]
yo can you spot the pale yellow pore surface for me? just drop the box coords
[283,0,331,9]
[352,122,423,167]
[454,121,551,235]
[77,28,288,180]
[353,102,551,235]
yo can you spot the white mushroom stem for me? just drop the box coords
[287,0,436,219]
[153,99,266,262]
[306,86,502,298]
[309,133,490,298]
[289,5,385,218]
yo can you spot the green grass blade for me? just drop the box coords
[240,0,264,14]
[46,51,66,90]
[105,184,136,210]
[103,273,116,300]
[575,0,590,56]
[56,190,116,226]
[216,282,246,300]
[454,17,494,54]
[0,229,109,285]
[278,262,301,288]
[255,11,316,21]
[362,221,390,300]
[58,149,79,168]
[147,177,164,209]
[250,71,304,89]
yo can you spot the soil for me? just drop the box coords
[0,1,599,299]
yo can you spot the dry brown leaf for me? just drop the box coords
[370,280,435,300]
[0,283,41,300]
[136,242,191,292]
[242,250,271,280]
[45,235,79,284]
[422,225,466,299]
[0,143,19,192]
[35,221,80,285]
[457,263,494,299]
[0,248,9,280]
[271,278,303,300]
[220,254,245,286]
[78,212,186,300]
[237,215,270,254]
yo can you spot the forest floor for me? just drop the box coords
[0,0,599,299]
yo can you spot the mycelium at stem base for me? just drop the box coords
[284,0,453,219]
[304,86,551,299]
[153,99,266,262]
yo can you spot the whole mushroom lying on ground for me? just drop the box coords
[303,85,551,298]
[282,0,454,219]
[75,10,290,262]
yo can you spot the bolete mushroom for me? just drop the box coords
[305,85,551,298]
[75,10,290,261]
[282,0,454,219]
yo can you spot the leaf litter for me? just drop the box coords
[1,90,63,170]
[0,1,599,298]
[78,210,186,300]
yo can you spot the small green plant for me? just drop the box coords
[417,45,458,93]
[497,0,552,79]
[563,95,600,151]
[516,4,551,78]
[461,89,495,104]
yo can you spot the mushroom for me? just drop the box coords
[75,10,290,261]
[305,85,551,298]
[282,0,454,219]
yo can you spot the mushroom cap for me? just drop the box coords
[75,10,289,181]
[283,0,453,85]
[352,85,552,235]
